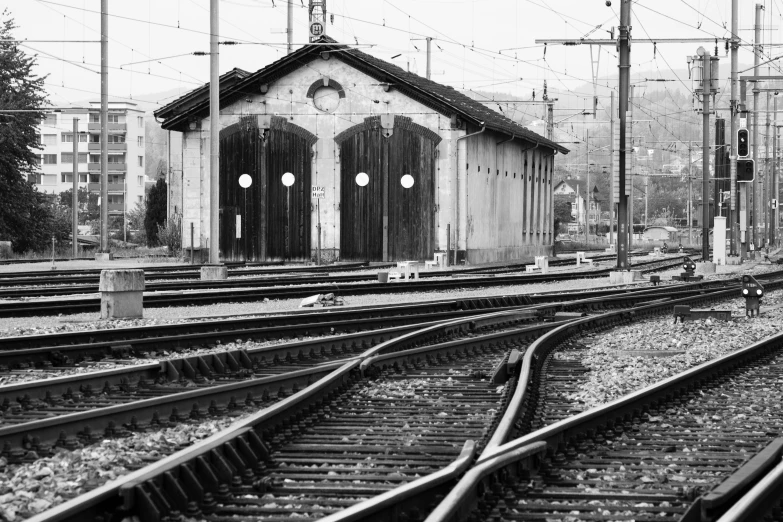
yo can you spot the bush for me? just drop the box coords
[157,214,182,257]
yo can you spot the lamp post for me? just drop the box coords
[282,172,295,262]
[239,174,252,260]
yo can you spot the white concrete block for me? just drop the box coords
[609,270,643,284]
[696,262,716,274]
[200,265,228,280]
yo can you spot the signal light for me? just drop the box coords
[737,159,755,182]
[737,128,749,158]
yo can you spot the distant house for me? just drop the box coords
[553,177,601,230]
[644,226,679,241]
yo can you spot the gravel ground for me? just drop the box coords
[567,286,783,410]
[0,412,253,521]
[0,254,717,338]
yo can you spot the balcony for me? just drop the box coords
[88,182,125,193]
[87,123,127,132]
[88,163,127,172]
[108,203,125,213]
[87,142,127,151]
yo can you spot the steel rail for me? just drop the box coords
[0,256,691,318]
[424,278,783,522]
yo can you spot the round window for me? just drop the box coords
[312,86,341,113]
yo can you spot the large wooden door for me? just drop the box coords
[219,116,317,262]
[337,116,440,262]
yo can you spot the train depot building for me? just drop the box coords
[155,37,568,264]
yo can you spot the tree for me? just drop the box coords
[0,10,52,252]
[58,187,100,224]
[144,178,167,246]
[127,200,147,245]
[553,197,573,234]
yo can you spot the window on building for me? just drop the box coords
[89,134,100,143]
[28,173,42,184]
[107,194,124,204]
[108,154,125,164]
[108,134,125,143]
[35,133,41,145]
[138,156,143,167]
[107,114,120,123]
[80,174,87,182]
[61,153,73,163]
[62,133,73,143]
[89,174,100,183]
[61,174,69,183]
[89,154,100,164]
[42,154,57,165]
[42,174,57,185]
[108,174,125,184]
[137,175,144,186]
[42,114,56,126]
[78,133,88,142]
[137,116,143,128]
[78,153,88,163]
[42,134,57,146]
[89,113,100,123]
[137,136,143,147]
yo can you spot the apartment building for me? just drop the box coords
[32,102,147,224]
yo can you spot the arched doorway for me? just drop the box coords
[219,116,317,261]
[336,115,440,261]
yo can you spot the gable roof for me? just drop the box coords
[554,178,598,195]
[154,38,568,154]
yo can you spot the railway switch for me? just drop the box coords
[741,275,763,317]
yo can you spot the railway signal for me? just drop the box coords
[736,159,755,182]
[741,275,763,317]
[737,128,749,158]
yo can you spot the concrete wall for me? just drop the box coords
[176,55,557,263]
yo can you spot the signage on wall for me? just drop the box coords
[312,186,326,199]
[310,22,324,38]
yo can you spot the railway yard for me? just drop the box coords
[0,252,777,522]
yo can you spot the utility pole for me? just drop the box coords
[689,144,693,244]
[208,0,220,267]
[702,48,711,261]
[765,91,771,245]
[586,129,590,243]
[730,0,739,256]
[609,91,615,246]
[100,0,108,255]
[309,0,326,42]
[617,0,631,269]
[287,0,294,54]
[72,117,78,259]
[426,37,432,80]
[752,3,763,251]
[628,85,635,252]
[774,95,779,246]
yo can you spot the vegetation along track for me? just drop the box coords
[0,256,693,318]
[424,276,783,522]
[15,275,767,522]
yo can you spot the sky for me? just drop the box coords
[5,0,780,113]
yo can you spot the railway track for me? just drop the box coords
[14,274,762,522]
[0,277,738,371]
[0,255,690,318]
[423,278,783,522]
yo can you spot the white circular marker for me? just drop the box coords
[401,174,414,189]
[282,172,295,187]
[239,174,252,188]
[355,172,369,187]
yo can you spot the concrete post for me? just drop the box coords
[99,269,144,319]
[714,216,727,265]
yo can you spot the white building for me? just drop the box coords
[32,102,147,226]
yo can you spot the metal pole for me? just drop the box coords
[446,223,451,267]
[316,198,321,265]
[287,0,294,54]
[100,0,108,254]
[609,91,615,246]
[729,0,739,255]
[688,144,693,245]
[765,91,771,246]
[775,97,779,247]
[209,0,220,265]
[72,117,79,258]
[702,50,711,261]
[166,129,171,219]
[190,222,194,265]
[586,129,590,243]
[286,186,291,261]
[617,0,630,270]
[425,37,431,80]
[752,3,763,251]
[644,175,648,228]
